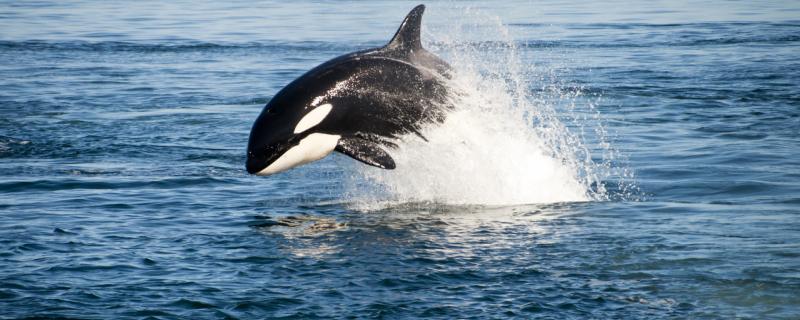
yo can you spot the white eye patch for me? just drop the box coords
[294,103,332,134]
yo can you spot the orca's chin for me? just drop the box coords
[247,133,341,177]
[246,145,290,175]
[246,137,300,175]
[247,152,289,176]
[245,155,270,175]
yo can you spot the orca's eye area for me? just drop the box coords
[263,144,280,153]
[266,107,280,115]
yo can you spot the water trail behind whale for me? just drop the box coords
[345,7,630,208]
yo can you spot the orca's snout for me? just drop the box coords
[245,138,299,175]
[245,152,267,175]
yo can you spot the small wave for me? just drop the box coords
[0,136,32,157]
[430,33,800,49]
[0,177,232,193]
[510,21,800,30]
[0,40,378,53]
[532,34,800,48]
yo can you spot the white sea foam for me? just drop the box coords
[345,7,629,208]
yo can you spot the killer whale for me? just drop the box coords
[246,4,452,176]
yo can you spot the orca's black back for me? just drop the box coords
[312,56,451,145]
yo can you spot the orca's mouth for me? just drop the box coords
[245,137,300,175]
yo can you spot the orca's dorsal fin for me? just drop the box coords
[386,4,425,51]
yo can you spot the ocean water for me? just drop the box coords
[1,0,799,319]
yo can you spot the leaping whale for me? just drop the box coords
[246,4,452,176]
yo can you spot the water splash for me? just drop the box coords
[345,7,630,208]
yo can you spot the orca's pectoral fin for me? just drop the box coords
[335,137,396,170]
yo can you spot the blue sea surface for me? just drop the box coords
[1,1,799,319]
